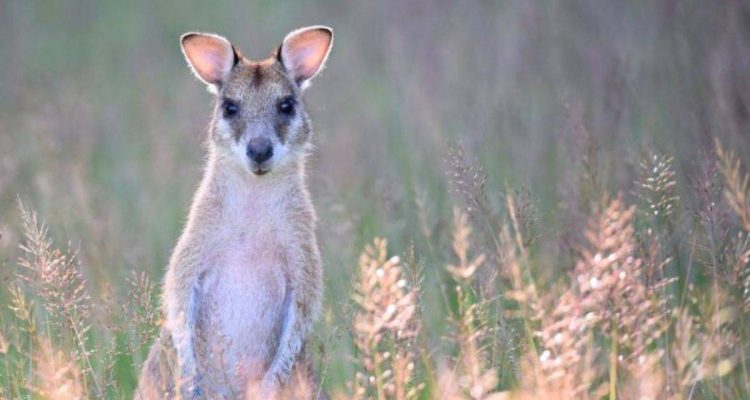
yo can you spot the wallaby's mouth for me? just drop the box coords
[249,158,272,175]
[252,167,270,176]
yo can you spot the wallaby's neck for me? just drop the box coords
[193,149,308,221]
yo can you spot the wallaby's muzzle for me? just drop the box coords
[247,137,274,174]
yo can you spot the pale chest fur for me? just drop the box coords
[197,224,287,368]
[184,171,314,391]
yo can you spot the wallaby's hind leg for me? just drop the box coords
[293,353,329,400]
[135,331,177,400]
[248,351,328,400]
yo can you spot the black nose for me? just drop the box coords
[246,138,274,164]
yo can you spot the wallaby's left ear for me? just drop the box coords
[278,26,333,90]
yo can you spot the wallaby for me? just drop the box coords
[135,26,333,400]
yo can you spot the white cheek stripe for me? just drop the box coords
[216,119,233,140]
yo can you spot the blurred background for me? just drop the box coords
[1,0,750,396]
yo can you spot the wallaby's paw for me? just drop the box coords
[177,373,203,399]
[246,378,281,400]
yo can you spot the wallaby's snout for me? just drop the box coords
[247,137,274,173]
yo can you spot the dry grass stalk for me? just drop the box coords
[508,189,539,249]
[0,331,8,356]
[445,145,489,222]
[441,208,504,400]
[447,209,487,283]
[31,338,84,400]
[671,305,737,399]
[716,143,750,317]
[352,238,420,399]
[692,149,734,265]
[526,198,669,399]
[124,271,161,347]
[414,187,434,243]
[716,142,750,232]
[728,232,750,313]
[574,199,667,361]
[619,352,664,400]
[15,202,101,398]
[16,202,91,341]
[494,196,542,381]
[492,224,529,378]
[500,196,541,321]
[7,284,36,337]
[524,288,599,400]
[445,145,501,293]
[637,152,679,220]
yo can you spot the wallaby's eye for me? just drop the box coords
[277,97,295,115]
[222,100,239,118]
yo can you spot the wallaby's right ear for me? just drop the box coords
[180,32,238,91]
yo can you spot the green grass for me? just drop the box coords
[1,1,750,398]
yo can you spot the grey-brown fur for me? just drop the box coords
[135,26,333,400]
[216,60,303,144]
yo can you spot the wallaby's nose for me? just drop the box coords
[247,138,274,164]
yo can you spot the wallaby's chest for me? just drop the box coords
[194,213,294,387]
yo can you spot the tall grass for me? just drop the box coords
[3,143,750,398]
[2,1,750,399]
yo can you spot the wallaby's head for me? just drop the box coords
[180,26,333,176]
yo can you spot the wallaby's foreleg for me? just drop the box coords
[135,330,177,399]
[262,244,322,393]
[164,250,206,398]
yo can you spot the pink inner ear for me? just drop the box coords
[282,29,332,83]
[291,48,319,78]
[183,35,234,85]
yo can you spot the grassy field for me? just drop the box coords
[2,1,750,398]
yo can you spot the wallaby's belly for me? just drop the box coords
[195,238,289,393]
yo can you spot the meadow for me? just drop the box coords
[1,1,750,398]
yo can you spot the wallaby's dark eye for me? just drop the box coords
[222,100,239,118]
[277,97,295,115]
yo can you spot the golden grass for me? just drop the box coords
[3,146,750,399]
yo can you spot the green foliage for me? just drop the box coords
[1,1,750,399]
